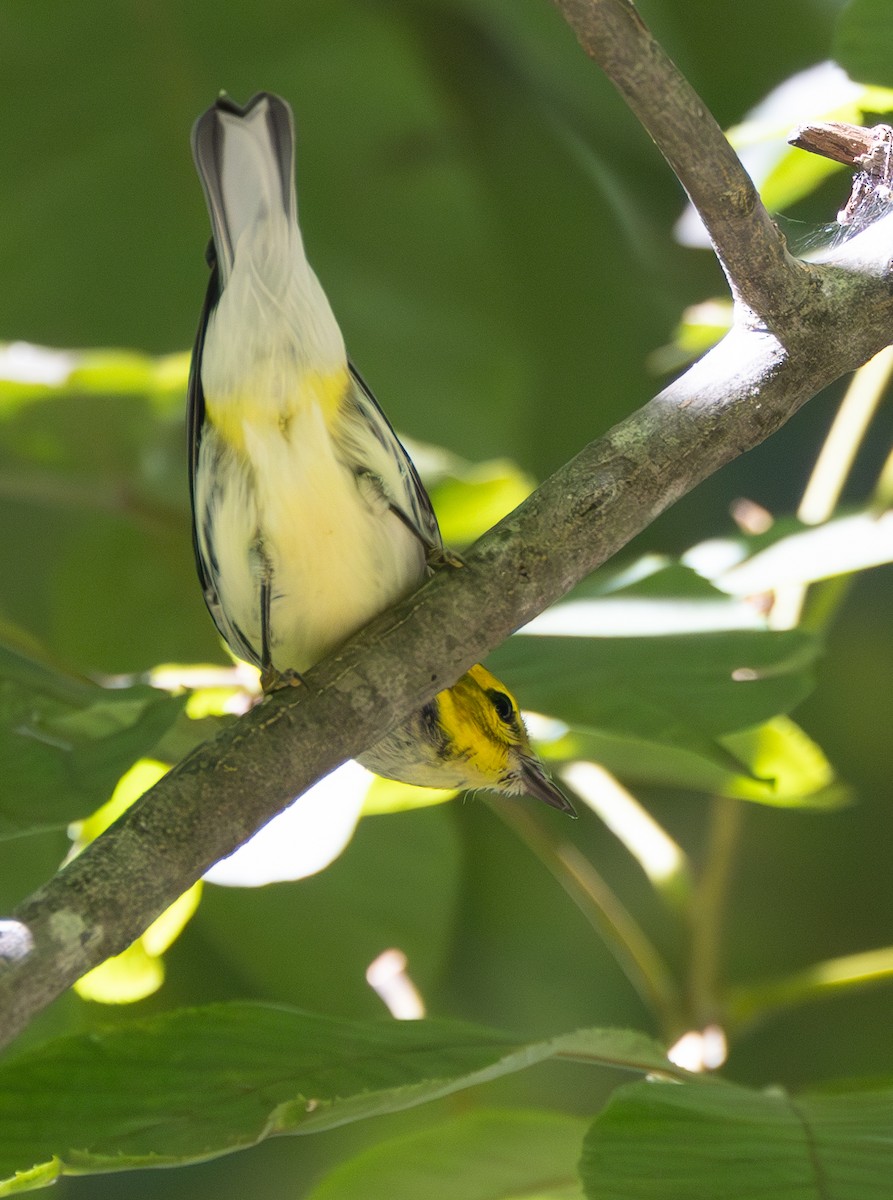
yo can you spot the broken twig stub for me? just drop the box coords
[789,120,893,228]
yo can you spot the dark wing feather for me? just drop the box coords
[186,251,218,600]
[347,363,443,556]
[186,254,259,667]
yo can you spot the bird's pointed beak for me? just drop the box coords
[518,756,577,818]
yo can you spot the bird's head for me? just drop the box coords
[359,663,575,816]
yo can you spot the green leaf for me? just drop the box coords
[0,1007,679,1191]
[66,759,204,1004]
[362,774,457,815]
[759,145,844,217]
[834,0,893,90]
[559,556,764,611]
[559,715,843,808]
[73,881,203,1005]
[485,558,822,776]
[727,75,893,214]
[429,457,535,547]
[647,299,734,374]
[490,626,820,742]
[0,641,184,840]
[717,718,842,805]
[729,945,893,1025]
[0,362,215,672]
[0,343,188,405]
[580,1077,893,1199]
[307,1109,588,1200]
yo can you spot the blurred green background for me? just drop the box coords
[2,0,893,1196]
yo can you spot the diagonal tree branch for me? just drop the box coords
[2,0,893,1051]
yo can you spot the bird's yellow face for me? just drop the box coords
[360,663,574,814]
[436,663,529,775]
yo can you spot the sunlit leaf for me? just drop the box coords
[647,299,734,373]
[71,757,169,842]
[676,61,893,247]
[759,148,843,221]
[204,762,368,887]
[719,717,841,805]
[362,775,457,815]
[729,945,893,1024]
[0,342,187,406]
[430,458,534,546]
[69,760,202,1004]
[557,715,841,808]
[73,940,164,1006]
[479,557,823,776]
[75,881,203,1004]
[711,510,893,595]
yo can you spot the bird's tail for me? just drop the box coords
[191,92,297,287]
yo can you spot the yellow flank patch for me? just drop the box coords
[302,367,351,423]
[205,365,349,455]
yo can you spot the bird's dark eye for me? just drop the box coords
[487,689,516,724]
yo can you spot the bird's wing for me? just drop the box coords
[186,252,261,667]
[347,363,444,557]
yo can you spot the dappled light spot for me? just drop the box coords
[668,1025,728,1072]
[0,341,75,385]
[366,948,425,1019]
[522,597,764,637]
[0,920,34,965]
[204,761,370,887]
[730,497,774,535]
[561,761,688,890]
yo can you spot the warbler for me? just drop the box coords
[188,91,573,815]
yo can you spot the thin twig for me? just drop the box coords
[792,122,893,229]
[788,121,888,169]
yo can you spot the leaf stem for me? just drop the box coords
[774,346,893,631]
[687,795,744,1028]
[798,344,893,525]
[727,945,893,1028]
[488,799,684,1040]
